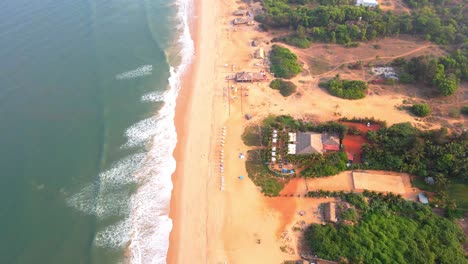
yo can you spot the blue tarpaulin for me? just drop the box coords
[239,176,244,180]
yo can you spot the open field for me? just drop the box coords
[448,180,468,211]
[352,171,406,194]
[281,170,419,198]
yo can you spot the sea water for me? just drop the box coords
[0,0,193,263]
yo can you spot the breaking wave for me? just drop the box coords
[66,153,146,219]
[141,91,165,102]
[116,65,153,80]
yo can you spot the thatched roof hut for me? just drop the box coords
[233,18,248,25]
[235,72,264,82]
[323,202,337,223]
[233,10,247,16]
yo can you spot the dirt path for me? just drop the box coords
[288,44,430,78]
[315,45,430,78]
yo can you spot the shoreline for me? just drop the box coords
[167,0,209,261]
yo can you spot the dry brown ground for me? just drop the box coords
[379,0,412,14]
[353,171,406,194]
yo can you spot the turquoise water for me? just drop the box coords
[0,0,179,263]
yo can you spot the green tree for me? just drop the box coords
[411,103,431,117]
[269,45,302,79]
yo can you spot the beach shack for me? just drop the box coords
[322,132,340,152]
[255,48,265,59]
[356,0,378,7]
[233,9,247,16]
[235,72,265,82]
[324,202,337,223]
[233,18,249,25]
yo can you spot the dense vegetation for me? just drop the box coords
[393,51,467,96]
[361,123,468,210]
[411,103,431,117]
[263,115,349,139]
[320,76,368,99]
[305,192,467,263]
[300,151,348,177]
[269,45,302,79]
[362,123,467,182]
[270,79,297,96]
[246,149,284,196]
[256,0,467,46]
[242,125,263,146]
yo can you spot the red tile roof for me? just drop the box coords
[322,144,340,151]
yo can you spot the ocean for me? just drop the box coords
[0,0,193,263]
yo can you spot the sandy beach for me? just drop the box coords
[168,0,289,261]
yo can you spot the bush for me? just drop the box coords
[270,79,297,97]
[269,45,302,79]
[411,103,431,117]
[344,42,359,48]
[245,150,284,197]
[325,77,367,99]
[448,108,461,118]
[242,125,263,146]
[273,35,311,48]
[461,106,468,116]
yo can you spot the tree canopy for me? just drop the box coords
[256,0,467,46]
[270,79,297,96]
[269,45,302,79]
[321,76,368,99]
[306,192,467,264]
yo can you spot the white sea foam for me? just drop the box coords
[116,65,153,80]
[127,0,194,261]
[66,153,145,218]
[94,219,132,248]
[141,91,165,102]
[122,116,162,148]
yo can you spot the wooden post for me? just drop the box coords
[240,85,243,115]
[227,79,231,116]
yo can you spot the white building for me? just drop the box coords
[356,0,378,7]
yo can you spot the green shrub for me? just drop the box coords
[411,103,431,117]
[344,42,359,48]
[269,45,302,79]
[273,35,311,48]
[242,125,263,146]
[461,106,468,116]
[448,108,461,118]
[399,73,416,83]
[325,77,367,99]
[270,79,297,97]
[245,149,284,197]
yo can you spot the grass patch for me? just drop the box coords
[308,58,332,75]
[411,176,436,192]
[246,149,285,197]
[448,180,468,211]
[242,125,263,146]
